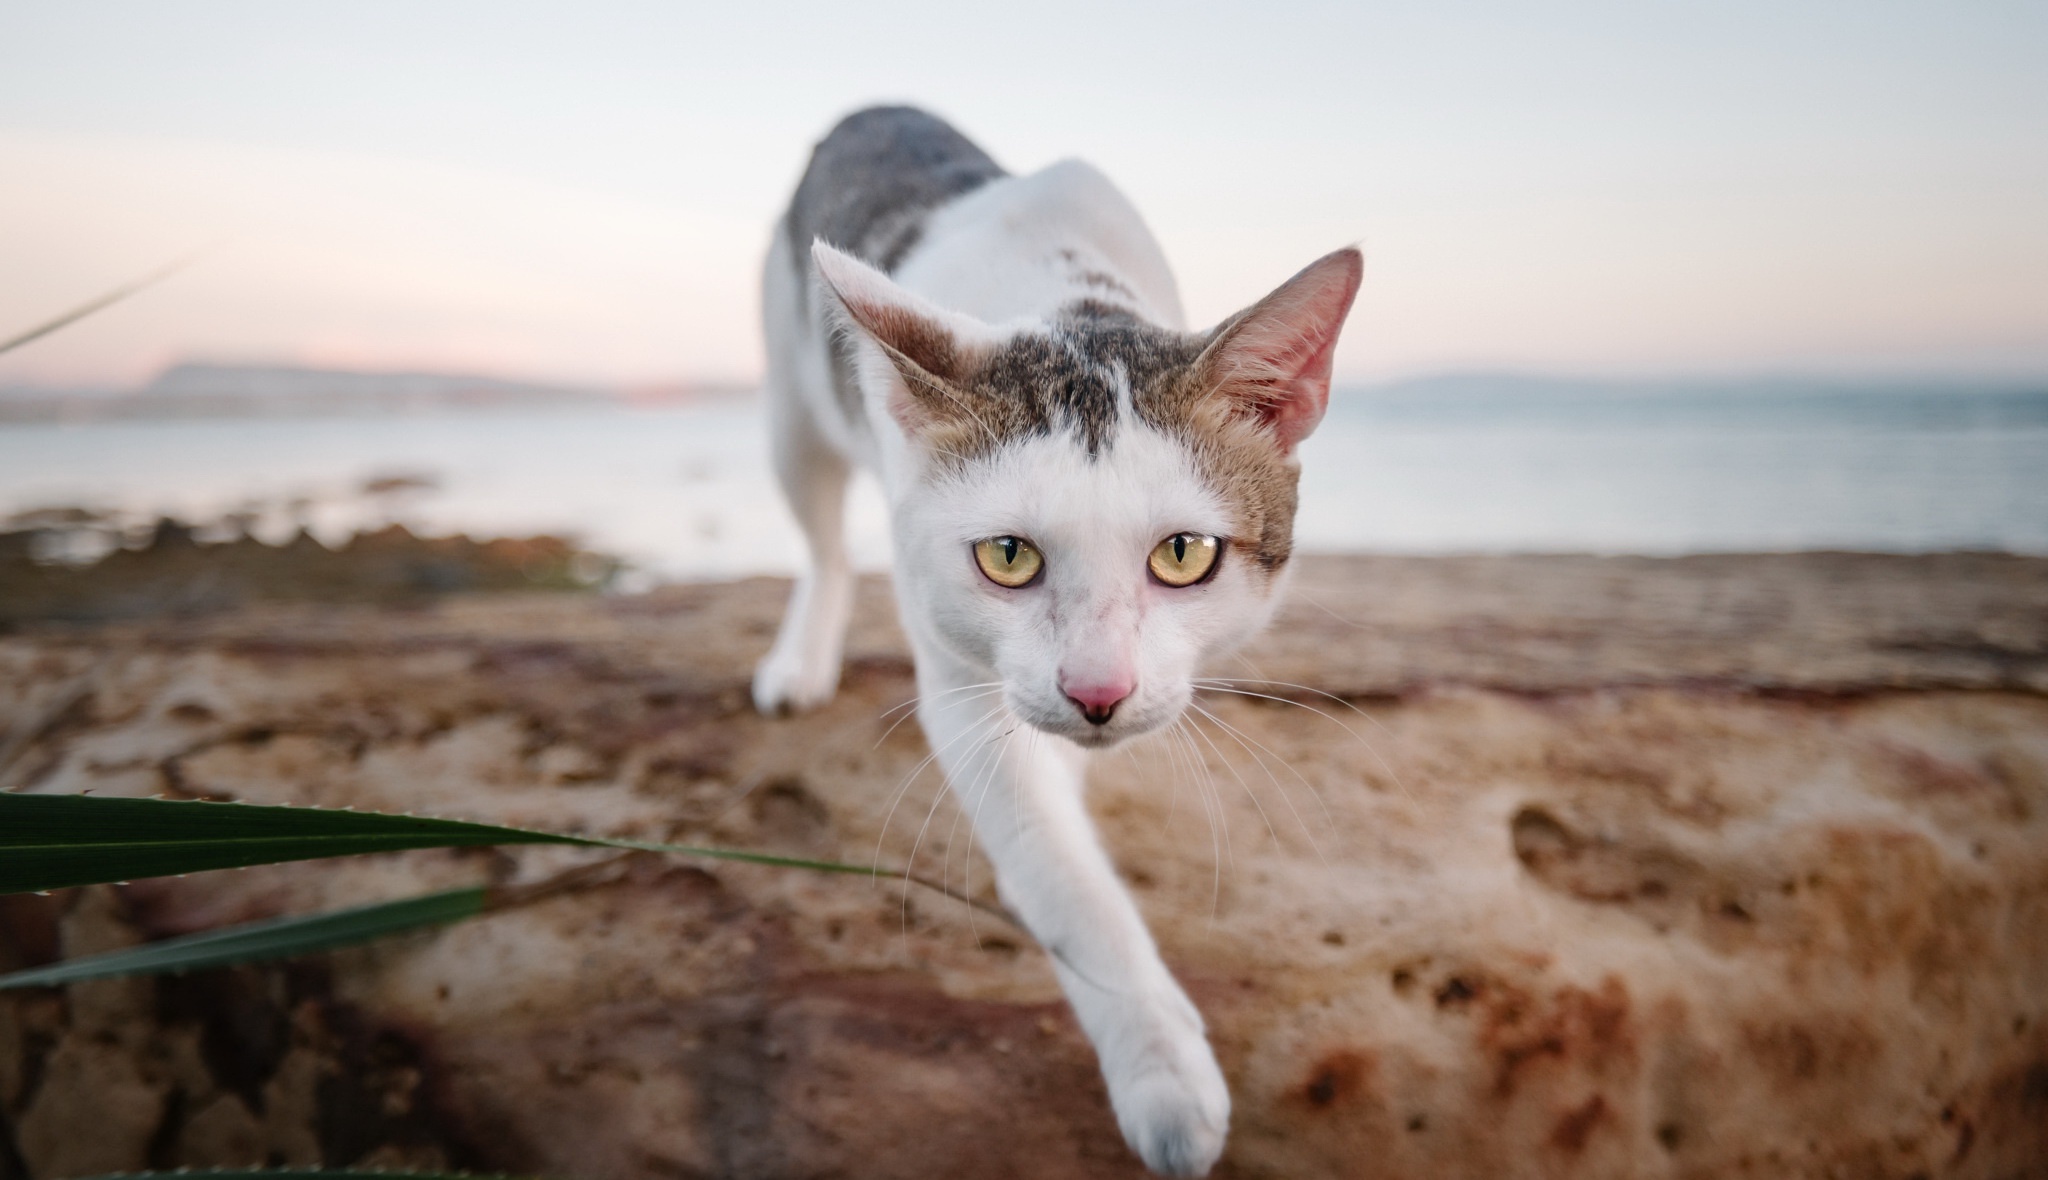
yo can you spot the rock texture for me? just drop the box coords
[2,553,2045,1179]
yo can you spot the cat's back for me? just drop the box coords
[784,106,1008,275]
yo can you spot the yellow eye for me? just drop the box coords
[973,535,1044,587]
[1148,533,1220,587]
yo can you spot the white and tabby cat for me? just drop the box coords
[754,107,1360,1177]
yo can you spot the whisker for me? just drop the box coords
[1181,703,1284,848]
[1195,677,1413,803]
[1188,700,1329,868]
[873,698,1007,882]
[1167,713,1227,917]
[1153,722,1185,833]
[902,705,1013,936]
[958,725,1024,946]
[1183,714,1244,924]
[1287,588,1370,631]
[873,681,1002,748]
[1190,694,1341,838]
[943,709,1012,910]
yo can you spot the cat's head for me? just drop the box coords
[817,243,1361,748]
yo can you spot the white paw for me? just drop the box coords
[751,647,840,715]
[1108,1035,1231,1176]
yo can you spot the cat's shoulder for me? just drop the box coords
[786,105,1008,273]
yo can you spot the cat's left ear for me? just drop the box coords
[1197,247,1363,454]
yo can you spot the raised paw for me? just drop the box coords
[751,646,841,715]
[1109,1041,1231,1176]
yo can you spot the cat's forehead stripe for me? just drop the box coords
[958,301,1203,456]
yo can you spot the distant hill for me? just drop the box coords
[1352,370,2046,399]
[0,363,752,421]
[1349,370,2048,401]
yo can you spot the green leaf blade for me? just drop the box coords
[0,886,491,990]
[0,793,587,894]
[69,1171,531,1180]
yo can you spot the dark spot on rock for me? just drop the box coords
[1478,977,1633,1099]
[1321,930,1344,946]
[0,892,63,970]
[168,702,216,723]
[1746,1023,1821,1081]
[1656,1121,1683,1151]
[1435,976,1477,1007]
[1511,805,1574,872]
[1299,1050,1372,1109]
[1717,899,1752,922]
[1549,1094,1608,1154]
[1512,804,1703,913]
[157,967,293,1112]
[1406,1114,1427,1132]
[1390,968,1416,995]
[640,739,737,792]
[748,777,833,854]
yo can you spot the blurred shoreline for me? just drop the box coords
[5,495,2045,632]
[0,507,619,628]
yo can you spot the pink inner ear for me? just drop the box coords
[809,241,975,435]
[1263,327,1340,451]
[1209,248,1362,454]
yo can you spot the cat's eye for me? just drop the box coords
[973,535,1044,588]
[1148,533,1220,587]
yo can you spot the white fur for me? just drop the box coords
[756,158,1300,1177]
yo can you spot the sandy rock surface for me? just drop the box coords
[1,553,2044,1179]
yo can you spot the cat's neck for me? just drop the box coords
[889,159,1188,333]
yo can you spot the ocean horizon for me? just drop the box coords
[4,376,2044,583]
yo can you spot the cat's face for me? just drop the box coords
[900,420,1287,747]
[818,243,1361,747]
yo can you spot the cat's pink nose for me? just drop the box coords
[1061,674,1134,726]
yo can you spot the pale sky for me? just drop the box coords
[2,1,2044,388]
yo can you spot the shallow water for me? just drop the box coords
[3,384,2043,581]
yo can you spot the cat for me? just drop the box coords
[753,106,1360,1177]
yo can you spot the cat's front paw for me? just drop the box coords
[1108,1037,1230,1176]
[751,646,840,715]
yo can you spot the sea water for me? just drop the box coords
[2,382,2043,581]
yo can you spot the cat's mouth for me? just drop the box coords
[1014,690,1184,749]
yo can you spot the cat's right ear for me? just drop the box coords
[810,241,995,435]
[1195,247,1362,455]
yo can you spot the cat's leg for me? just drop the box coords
[752,368,856,715]
[917,652,1229,1177]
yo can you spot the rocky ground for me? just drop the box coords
[1,552,2044,1179]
